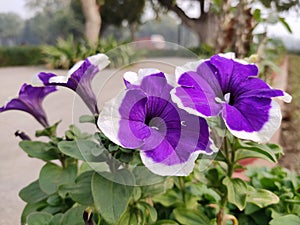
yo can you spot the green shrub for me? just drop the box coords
[0,46,44,67]
[42,35,141,69]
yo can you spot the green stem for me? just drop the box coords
[178,177,186,204]
[217,133,237,225]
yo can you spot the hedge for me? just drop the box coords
[0,46,45,67]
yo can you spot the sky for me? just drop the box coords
[0,0,32,18]
[0,0,299,44]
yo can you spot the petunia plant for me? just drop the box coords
[1,51,298,225]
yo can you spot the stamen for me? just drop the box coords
[215,97,225,104]
[224,93,231,103]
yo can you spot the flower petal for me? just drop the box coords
[222,99,281,142]
[39,54,109,114]
[207,54,258,93]
[98,89,150,148]
[171,70,223,117]
[0,84,56,127]
[140,146,200,176]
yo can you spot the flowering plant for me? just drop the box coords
[1,50,298,225]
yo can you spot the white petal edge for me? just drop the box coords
[170,88,210,118]
[97,91,126,147]
[223,100,282,143]
[277,92,292,103]
[218,52,253,65]
[88,53,110,70]
[49,76,68,83]
[67,53,110,77]
[140,150,200,176]
[175,60,204,82]
[68,60,84,77]
[124,71,138,84]
[123,68,163,86]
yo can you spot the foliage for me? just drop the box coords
[21,9,83,45]
[42,36,141,69]
[10,103,298,225]
[1,48,296,225]
[17,121,300,225]
[101,0,145,29]
[0,46,44,67]
[0,13,24,46]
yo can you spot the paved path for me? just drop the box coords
[0,58,194,224]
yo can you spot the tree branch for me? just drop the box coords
[157,0,202,27]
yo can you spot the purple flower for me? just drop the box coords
[98,69,215,176]
[171,53,292,143]
[38,54,110,115]
[0,84,56,127]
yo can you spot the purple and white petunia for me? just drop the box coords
[38,54,110,115]
[0,84,57,127]
[98,69,215,176]
[171,53,292,143]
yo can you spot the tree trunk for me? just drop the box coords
[80,0,101,45]
[157,0,218,46]
[190,13,218,46]
[215,0,254,57]
[129,23,137,41]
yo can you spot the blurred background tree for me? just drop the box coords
[100,0,145,40]
[0,13,24,46]
[0,0,299,58]
[155,0,299,57]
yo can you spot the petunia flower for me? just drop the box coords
[98,69,215,176]
[38,54,110,115]
[171,53,292,143]
[0,84,57,127]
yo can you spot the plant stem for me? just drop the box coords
[217,133,237,225]
[178,177,186,204]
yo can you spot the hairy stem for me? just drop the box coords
[217,134,237,225]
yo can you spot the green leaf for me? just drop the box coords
[58,140,106,162]
[79,114,96,123]
[19,141,59,161]
[238,214,257,225]
[19,180,48,203]
[91,170,134,224]
[138,201,157,223]
[152,189,181,207]
[62,206,86,225]
[133,166,165,186]
[206,168,221,187]
[187,183,221,203]
[235,140,282,163]
[270,215,300,225]
[173,208,211,225]
[223,177,247,210]
[60,171,94,205]
[116,208,139,225]
[21,201,48,225]
[46,194,62,206]
[279,17,292,33]
[247,186,279,208]
[39,162,77,195]
[35,121,61,137]
[27,212,53,225]
[253,9,262,22]
[49,213,63,225]
[156,220,179,225]
[65,125,91,140]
